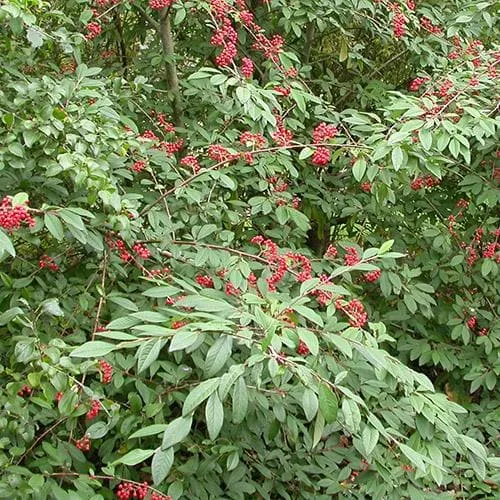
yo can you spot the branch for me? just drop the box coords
[132,3,160,31]
[159,8,184,126]
[303,22,315,64]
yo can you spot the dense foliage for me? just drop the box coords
[0,0,498,498]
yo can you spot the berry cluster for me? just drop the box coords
[55,391,64,402]
[312,122,338,144]
[466,316,477,330]
[240,57,254,78]
[208,144,238,163]
[139,130,159,141]
[391,5,407,39]
[149,0,175,10]
[274,86,291,97]
[360,181,372,193]
[483,242,499,259]
[406,0,416,10]
[75,436,91,452]
[311,147,331,166]
[364,269,382,282]
[419,16,442,35]
[247,272,257,286]
[410,175,440,190]
[324,244,338,259]
[438,79,453,98]
[344,247,360,266]
[408,76,429,92]
[296,341,310,356]
[86,400,101,420]
[151,111,175,134]
[252,34,284,63]
[337,299,368,328]
[171,320,188,329]
[85,22,102,40]
[0,196,36,231]
[133,243,151,259]
[17,385,32,397]
[149,267,170,277]
[210,0,238,67]
[180,155,201,174]
[99,360,113,384]
[39,255,60,272]
[196,275,214,288]
[225,282,240,296]
[287,252,313,282]
[132,160,147,173]
[106,237,131,262]
[240,131,266,149]
[271,117,294,147]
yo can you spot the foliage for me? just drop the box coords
[0,0,498,498]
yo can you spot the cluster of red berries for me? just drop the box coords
[60,61,76,74]
[408,76,429,92]
[0,196,36,231]
[86,400,101,420]
[438,79,453,97]
[75,436,91,452]
[39,255,60,272]
[336,299,368,328]
[287,252,313,282]
[133,243,151,259]
[311,147,331,166]
[149,0,175,10]
[296,341,310,356]
[247,272,258,286]
[158,139,184,155]
[171,320,188,329]
[324,244,338,259]
[196,275,214,288]
[419,16,442,35]
[106,237,131,262]
[132,160,147,173]
[466,316,477,330]
[310,274,333,306]
[99,359,113,384]
[210,0,238,67]
[344,247,361,266]
[85,22,102,40]
[276,197,300,208]
[268,177,289,193]
[17,385,32,397]
[240,57,254,78]
[116,481,170,500]
[406,0,416,10]
[364,269,382,282]
[391,5,407,39]
[180,155,201,174]
[225,282,240,296]
[139,130,159,141]
[271,119,294,147]
[312,122,338,144]
[252,33,284,63]
[274,86,291,97]
[483,242,499,259]
[151,111,175,134]
[410,175,440,190]
[149,267,170,277]
[208,144,238,163]
[55,391,64,402]
[240,131,266,149]
[359,182,372,193]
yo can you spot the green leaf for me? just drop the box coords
[232,376,248,424]
[352,157,367,182]
[71,341,116,358]
[328,334,352,358]
[236,86,251,104]
[460,436,487,461]
[362,427,379,455]
[0,229,15,257]
[44,213,64,241]
[58,391,78,416]
[137,338,164,373]
[130,424,169,439]
[293,305,323,327]
[182,378,220,416]
[301,388,319,422]
[162,416,193,449]
[152,447,174,486]
[86,422,108,439]
[400,444,427,472]
[318,384,338,424]
[298,329,319,356]
[205,392,224,441]
[108,296,139,311]
[142,286,180,298]
[391,146,404,171]
[205,335,232,376]
[113,449,155,466]
[169,330,198,352]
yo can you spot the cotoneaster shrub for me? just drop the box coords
[0,0,498,498]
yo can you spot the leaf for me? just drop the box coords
[71,341,116,358]
[391,146,404,171]
[205,392,224,441]
[177,296,235,313]
[0,229,15,257]
[42,298,64,317]
[108,296,139,312]
[58,391,78,416]
[318,384,338,424]
[86,422,108,439]
[130,424,169,439]
[205,335,232,376]
[113,449,155,466]
[293,305,323,327]
[352,157,367,181]
[460,436,487,461]
[419,128,432,150]
[137,339,164,373]
[232,376,248,424]
[182,378,220,416]
[362,427,379,455]
[301,388,319,422]
[400,444,427,472]
[236,86,251,104]
[58,209,85,230]
[328,334,352,358]
[26,26,44,48]
[339,39,348,62]
[312,412,325,449]
[169,330,199,352]
[44,213,64,241]
[298,329,319,356]
[161,416,193,449]
[152,447,174,486]
[142,286,180,298]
